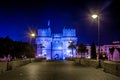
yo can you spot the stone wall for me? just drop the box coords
[75,58,103,68]
[75,58,120,77]
[0,62,7,74]
[103,61,120,77]
[7,59,31,70]
[88,59,98,67]
[0,58,35,74]
[34,58,46,62]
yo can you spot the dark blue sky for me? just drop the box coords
[0,0,120,44]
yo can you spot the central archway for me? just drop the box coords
[54,54,59,60]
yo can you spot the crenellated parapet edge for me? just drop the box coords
[38,27,51,37]
[63,28,76,37]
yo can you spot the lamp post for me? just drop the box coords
[30,32,37,58]
[92,14,101,68]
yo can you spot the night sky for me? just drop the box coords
[0,0,120,44]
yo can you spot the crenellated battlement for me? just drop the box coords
[63,28,76,37]
[38,27,51,36]
[53,34,61,38]
[37,27,76,37]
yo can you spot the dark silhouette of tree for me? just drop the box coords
[109,47,115,60]
[12,41,23,58]
[0,36,14,57]
[13,41,35,58]
[0,37,4,57]
[0,36,35,59]
[77,43,87,58]
[90,41,97,59]
[116,48,120,59]
[68,40,76,58]
[23,42,35,58]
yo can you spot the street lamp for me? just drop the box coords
[92,14,98,19]
[91,14,101,68]
[31,33,35,37]
[30,33,36,44]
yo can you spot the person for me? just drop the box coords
[7,54,12,61]
[102,53,108,60]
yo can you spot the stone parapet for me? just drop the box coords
[75,58,120,77]
[0,58,34,74]
[103,61,120,77]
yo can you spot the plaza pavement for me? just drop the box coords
[0,61,120,80]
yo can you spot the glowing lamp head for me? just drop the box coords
[31,33,35,37]
[92,14,98,19]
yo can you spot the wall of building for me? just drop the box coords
[85,42,120,61]
[36,28,77,60]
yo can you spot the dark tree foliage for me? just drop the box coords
[0,36,14,57]
[90,41,97,59]
[77,43,87,58]
[0,37,5,57]
[109,47,115,59]
[0,36,35,58]
[117,48,120,58]
[116,48,120,53]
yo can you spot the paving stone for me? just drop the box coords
[0,61,119,80]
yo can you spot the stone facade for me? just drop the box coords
[84,41,120,61]
[36,28,77,60]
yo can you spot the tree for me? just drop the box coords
[0,36,36,59]
[0,37,4,57]
[90,41,97,59]
[14,42,35,58]
[77,43,87,58]
[116,48,120,60]
[68,40,76,58]
[23,42,36,58]
[109,47,115,60]
[0,36,14,57]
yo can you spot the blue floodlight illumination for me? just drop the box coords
[36,28,77,60]
[62,56,66,60]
